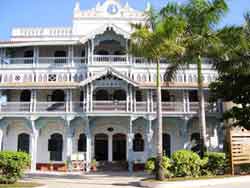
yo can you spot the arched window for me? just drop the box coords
[78,134,86,152]
[17,133,30,153]
[94,89,109,100]
[48,133,63,161]
[133,133,144,152]
[20,90,31,102]
[163,133,171,157]
[113,90,126,101]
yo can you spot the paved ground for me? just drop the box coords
[24,172,147,188]
[24,172,250,188]
[200,182,250,188]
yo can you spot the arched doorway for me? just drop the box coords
[95,134,108,161]
[113,134,126,161]
[20,90,31,102]
[17,133,30,153]
[48,133,63,161]
[163,133,171,157]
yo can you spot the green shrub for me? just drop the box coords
[202,152,226,175]
[240,164,250,174]
[145,156,172,177]
[0,151,31,184]
[171,150,201,177]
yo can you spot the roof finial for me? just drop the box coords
[74,0,80,12]
[145,1,151,12]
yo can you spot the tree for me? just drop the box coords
[161,0,228,157]
[129,8,185,180]
[210,12,250,129]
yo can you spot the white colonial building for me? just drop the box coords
[0,0,224,172]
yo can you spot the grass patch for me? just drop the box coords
[0,182,43,188]
[144,175,235,182]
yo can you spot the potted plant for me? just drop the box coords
[91,159,97,172]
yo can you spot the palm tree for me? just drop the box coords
[129,8,185,180]
[161,0,228,157]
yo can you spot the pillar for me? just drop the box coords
[0,90,2,112]
[85,118,91,172]
[91,38,94,63]
[146,117,154,158]
[128,117,135,173]
[30,118,38,172]
[108,135,112,162]
[65,117,74,171]
[0,128,3,151]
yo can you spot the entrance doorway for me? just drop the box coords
[48,133,63,161]
[113,134,126,161]
[95,134,108,161]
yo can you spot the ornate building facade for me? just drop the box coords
[0,0,223,172]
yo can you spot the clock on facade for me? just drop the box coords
[107,4,119,15]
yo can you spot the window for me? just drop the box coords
[24,50,33,64]
[94,89,109,101]
[78,134,86,152]
[190,133,201,154]
[189,90,198,102]
[133,133,144,152]
[113,90,126,101]
[17,133,30,153]
[20,90,31,102]
[54,51,66,64]
[48,133,63,161]
[136,90,142,102]
[162,90,170,102]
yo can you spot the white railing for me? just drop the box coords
[0,102,31,112]
[161,102,184,112]
[73,57,88,65]
[93,101,127,112]
[72,102,86,112]
[189,102,219,113]
[12,27,72,37]
[36,102,66,112]
[38,57,69,66]
[136,102,147,112]
[93,55,127,64]
[1,57,33,65]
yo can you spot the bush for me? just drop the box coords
[171,150,201,177]
[0,151,31,184]
[145,156,172,177]
[202,152,226,175]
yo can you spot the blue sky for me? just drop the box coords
[0,0,248,40]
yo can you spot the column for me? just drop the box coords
[30,118,38,172]
[86,85,90,112]
[65,118,73,171]
[183,117,189,149]
[0,128,3,151]
[69,89,73,112]
[87,40,91,64]
[146,117,154,158]
[147,90,150,112]
[127,117,134,173]
[108,135,112,162]
[0,90,2,112]
[126,85,129,112]
[66,90,70,113]
[89,84,93,112]
[183,90,187,113]
[85,118,91,172]
[91,38,94,64]
[186,90,190,112]
[32,90,37,112]
[33,47,39,68]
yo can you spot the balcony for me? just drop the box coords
[0,101,220,114]
[0,55,169,68]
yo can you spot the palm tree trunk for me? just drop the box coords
[197,55,207,158]
[155,58,164,180]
